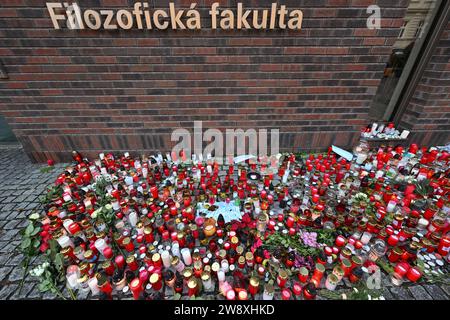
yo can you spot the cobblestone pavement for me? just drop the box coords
[0,145,448,300]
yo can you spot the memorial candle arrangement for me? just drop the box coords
[27,141,449,300]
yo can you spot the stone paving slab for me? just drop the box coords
[0,145,448,300]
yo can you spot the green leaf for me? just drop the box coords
[48,239,59,260]
[54,253,64,271]
[31,227,41,236]
[21,238,32,249]
[32,239,41,249]
[25,223,34,236]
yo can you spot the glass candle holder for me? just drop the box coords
[201,271,213,292]
[368,239,387,262]
[332,266,345,282]
[325,274,339,291]
[262,283,274,300]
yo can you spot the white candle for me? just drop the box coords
[221,259,229,273]
[88,277,100,296]
[125,176,133,186]
[128,211,138,227]
[63,192,72,202]
[400,130,410,139]
[181,248,192,266]
[63,219,74,233]
[371,123,378,133]
[202,276,213,291]
[217,270,225,283]
[161,250,171,268]
[282,170,289,183]
[386,200,396,213]
[57,235,73,248]
[356,153,368,164]
[66,273,79,289]
[171,242,181,258]
[94,238,107,253]
[361,232,372,245]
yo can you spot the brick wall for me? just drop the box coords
[400,21,450,147]
[0,0,409,162]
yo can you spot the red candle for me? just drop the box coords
[115,255,125,269]
[292,282,302,296]
[150,273,162,291]
[162,230,170,242]
[312,194,320,203]
[277,270,288,288]
[289,227,296,236]
[394,262,410,277]
[126,255,138,271]
[103,246,113,259]
[248,277,259,295]
[150,186,158,199]
[406,267,421,282]
[286,216,295,228]
[281,288,291,300]
[387,234,399,246]
[335,235,346,247]
[130,278,143,300]
[298,267,309,283]
[438,235,450,256]
[268,220,276,230]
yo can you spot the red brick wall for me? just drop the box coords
[0,0,409,162]
[400,21,450,147]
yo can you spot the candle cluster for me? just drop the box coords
[32,142,449,300]
[361,123,410,140]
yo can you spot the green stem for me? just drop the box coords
[67,286,77,300]
[18,260,30,295]
[51,284,67,300]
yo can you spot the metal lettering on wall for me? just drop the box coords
[46,2,303,31]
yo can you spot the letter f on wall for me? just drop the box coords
[47,2,66,29]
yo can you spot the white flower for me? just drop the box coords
[29,213,40,220]
[30,263,48,277]
[91,209,101,219]
[379,296,385,300]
